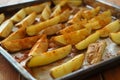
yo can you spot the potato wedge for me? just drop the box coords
[1,27,26,43]
[97,20,120,37]
[109,32,120,45]
[86,41,107,64]
[29,35,48,56]
[24,2,51,14]
[26,15,60,36]
[50,53,84,79]
[51,5,61,17]
[1,35,41,52]
[11,9,27,23]
[27,45,72,67]
[0,19,13,38]
[41,5,51,21]
[53,0,68,6]
[42,24,64,35]
[75,32,100,50]
[0,13,5,24]
[82,7,100,20]
[54,27,91,45]
[15,12,37,28]
[67,0,82,6]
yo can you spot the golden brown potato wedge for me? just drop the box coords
[75,32,100,50]
[0,13,5,24]
[24,2,51,14]
[29,35,48,56]
[10,9,27,23]
[86,41,107,64]
[53,0,68,6]
[82,7,100,20]
[27,45,72,67]
[1,35,41,52]
[15,12,37,28]
[0,19,13,38]
[97,20,120,37]
[50,53,84,79]
[109,32,120,45]
[41,5,51,21]
[54,27,91,45]
[67,0,82,6]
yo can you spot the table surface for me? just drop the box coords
[0,0,120,80]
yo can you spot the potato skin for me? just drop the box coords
[50,54,85,79]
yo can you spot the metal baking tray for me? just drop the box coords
[0,0,120,80]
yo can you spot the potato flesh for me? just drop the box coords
[75,32,100,50]
[27,45,72,67]
[0,13,5,24]
[1,35,41,52]
[29,35,48,56]
[50,53,84,79]
[0,19,13,38]
[109,32,120,45]
[97,20,120,37]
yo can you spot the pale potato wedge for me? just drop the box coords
[75,32,100,50]
[41,5,51,21]
[24,2,51,14]
[29,35,48,56]
[10,9,27,23]
[50,53,84,79]
[109,32,120,45]
[0,13,5,24]
[97,20,120,37]
[1,35,41,52]
[27,45,72,67]
[54,27,91,45]
[15,12,37,28]
[82,7,100,20]
[51,5,61,17]
[1,27,26,43]
[26,15,61,36]
[86,41,107,64]
[0,19,13,38]
[42,24,64,35]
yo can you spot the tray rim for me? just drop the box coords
[0,0,120,80]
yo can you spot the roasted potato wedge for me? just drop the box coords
[50,53,84,79]
[41,5,51,21]
[75,32,100,50]
[53,0,68,6]
[10,9,27,23]
[82,7,100,20]
[29,35,48,56]
[0,13,5,24]
[1,35,41,52]
[97,20,120,37]
[27,45,72,67]
[0,19,13,38]
[86,41,107,64]
[51,5,61,17]
[24,2,51,14]
[109,32,120,45]
[15,12,37,28]
[26,15,61,36]
[1,27,26,43]
[54,27,91,45]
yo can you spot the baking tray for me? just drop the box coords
[0,0,120,80]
